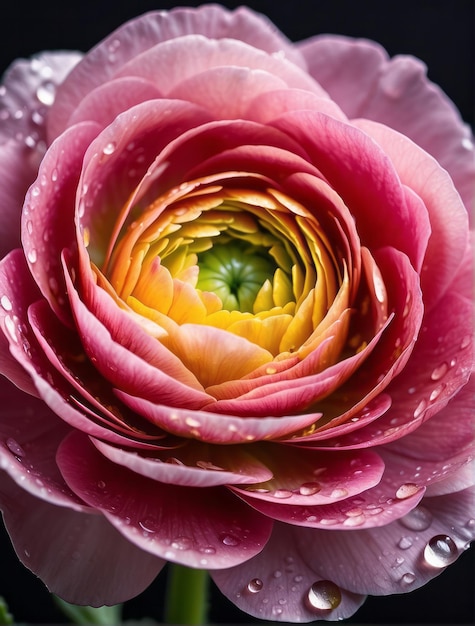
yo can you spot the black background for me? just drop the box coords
[0,0,474,624]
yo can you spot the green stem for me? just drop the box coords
[164,564,209,625]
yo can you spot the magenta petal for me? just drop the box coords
[0,471,164,606]
[57,432,273,569]
[21,121,100,324]
[284,488,475,596]
[211,522,366,622]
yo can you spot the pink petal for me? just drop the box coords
[298,36,475,213]
[0,375,85,509]
[284,487,475,596]
[0,141,38,258]
[113,390,320,444]
[271,111,431,272]
[231,447,384,508]
[211,522,366,622]
[21,121,100,324]
[0,51,82,144]
[91,437,273,487]
[48,5,306,139]
[0,471,164,606]
[57,432,273,569]
[354,119,470,310]
[67,76,163,129]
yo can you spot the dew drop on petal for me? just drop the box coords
[220,533,241,547]
[398,536,413,550]
[102,142,116,155]
[430,362,448,381]
[0,295,12,311]
[413,399,427,419]
[329,487,348,499]
[273,489,293,499]
[247,578,263,594]
[396,483,419,499]
[97,480,106,489]
[400,572,416,585]
[6,437,25,457]
[400,505,432,531]
[36,81,56,106]
[171,536,192,550]
[306,580,342,611]
[199,546,216,555]
[423,535,458,568]
[27,249,38,264]
[299,482,321,496]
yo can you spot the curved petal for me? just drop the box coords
[211,522,366,622]
[57,432,273,569]
[0,471,164,606]
[354,119,470,309]
[298,35,475,213]
[48,4,306,140]
[284,487,475,596]
[21,121,100,324]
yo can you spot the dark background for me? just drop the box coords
[0,0,474,624]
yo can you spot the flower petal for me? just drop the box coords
[212,522,366,622]
[0,471,164,606]
[57,431,273,569]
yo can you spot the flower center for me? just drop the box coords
[196,240,277,313]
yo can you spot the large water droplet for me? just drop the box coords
[430,362,448,381]
[424,535,458,568]
[400,572,415,585]
[306,580,341,611]
[247,578,263,594]
[36,81,56,106]
[0,295,12,311]
[398,536,413,550]
[299,482,321,496]
[102,142,116,155]
[396,483,419,499]
[273,489,293,499]
[400,505,432,531]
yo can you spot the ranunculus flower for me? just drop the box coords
[0,4,473,622]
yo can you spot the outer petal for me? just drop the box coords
[298,35,475,213]
[0,471,164,606]
[48,4,306,140]
[285,488,475,596]
[212,522,366,622]
[57,432,273,569]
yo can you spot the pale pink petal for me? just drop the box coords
[113,391,319,444]
[0,51,82,144]
[0,141,38,258]
[21,121,100,324]
[354,119,470,310]
[57,432,273,569]
[0,471,164,606]
[284,488,475,596]
[67,76,162,129]
[211,522,366,622]
[298,36,475,213]
[91,437,273,488]
[48,5,306,140]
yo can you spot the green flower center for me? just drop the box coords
[196,240,278,313]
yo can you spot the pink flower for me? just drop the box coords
[0,4,473,622]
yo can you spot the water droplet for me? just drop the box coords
[171,536,192,550]
[329,487,348,499]
[27,249,37,264]
[199,545,216,555]
[430,362,448,381]
[413,399,427,419]
[0,295,12,311]
[299,482,321,496]
[398,536,413,550]
[462,137,474,150]
[97,480,106,489]
[51,168,59,182]
[102,142,116,155]
[31,186,41,197]
[400,506,432,531]
[272,606,283,617]
[391,556,405,568]
[306,580,342,611]
[273,569,282,579]
[185,416,201,428]
[424,535,458,568]
[396,483,419,499]
[36,81,56,106]
[247,578,263,594]
[465,519,475,531]
[400,572,415,585]
[6,437,25,457]
[461,335,471,350]
[273,489,293,499]
[220,533,240,547]
[138,519,156,534]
